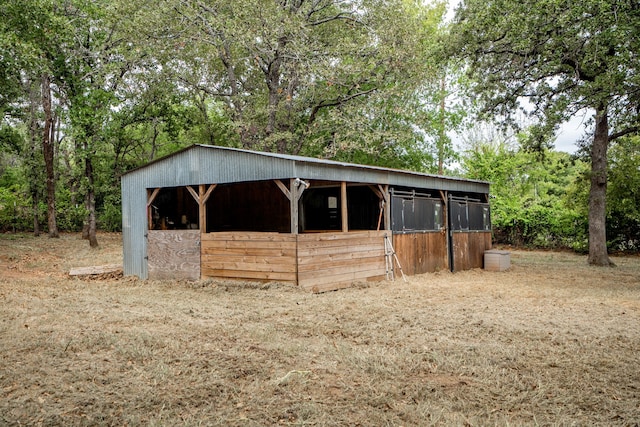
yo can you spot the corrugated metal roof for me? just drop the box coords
[122,143,489,188]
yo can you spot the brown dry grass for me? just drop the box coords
[1,233,639,426]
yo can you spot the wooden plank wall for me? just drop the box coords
[392,232,448,275]
[200,232,297,283]
[148,230,201,280]
[297,231,386,292]
[451,232,492,272]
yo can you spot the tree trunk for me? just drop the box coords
[82,196,90,240]
[84,143,99,248]
[437,76,446,175]
[587,106,612,266]
[32,194,40,237]
[41,73,59,238]
[27,79,41,237]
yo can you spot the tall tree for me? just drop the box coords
[41,72,58,237]
[145,0,445,163]
[57,0,150,247]
[449,0,640,265]
[1,0,67,237]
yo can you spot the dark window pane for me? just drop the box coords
[391,194,443,232]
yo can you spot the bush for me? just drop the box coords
[0,187,34,232]
[99,197,122,232]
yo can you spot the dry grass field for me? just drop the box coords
[1,233,639,426]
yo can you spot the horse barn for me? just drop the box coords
[121,144,492,292]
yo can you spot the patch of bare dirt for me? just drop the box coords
[1,233,639,426]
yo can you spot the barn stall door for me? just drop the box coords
[147,230,201,280]
[390,190,447,274]
[449,199,491,271]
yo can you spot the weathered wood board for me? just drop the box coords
[202,231,385,290]
[147,230,201,280]
[392,232,448,276]
[201,232,297,283]
[297,231,386,292]
[451,232,492,272]
[69,264,121,276]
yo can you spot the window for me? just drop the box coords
[469,203,491,231]
[450,200,490,231]
[391,190,443,233]
[449,200,469,231]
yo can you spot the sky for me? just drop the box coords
[554,114,590,154]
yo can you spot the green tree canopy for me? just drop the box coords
[135,0,448,170]
[461,126,588,249]
[449,0,640,265]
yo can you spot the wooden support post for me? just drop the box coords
[379,184,390,231]
[199,185,206,233]
[341,181,348,232]
[370,184,388,231]
[440,190,452,272]
[147,188,161,230]
[290,179,299,234]
[277,179,308,234]
[186,184,217,233]
[201,184,216,233]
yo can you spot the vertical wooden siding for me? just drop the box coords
[201,232,297,283]
[297,231,386,292]
[148,230,201,280]
[451,232,492,272]
[392,232,448,275]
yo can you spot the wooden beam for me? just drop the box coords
[368,184,383,200]
[274,179,291,200]
[295,179,309,201]
[375,185,390,231]
[341,181,348,232]
[147,188,161,230]
[69,264,121,276]
[185,186,199,203]
[147,188,161,207]
[202,184,217,204]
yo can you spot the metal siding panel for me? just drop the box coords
[121,173,149,278]
[121,175,132,275]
